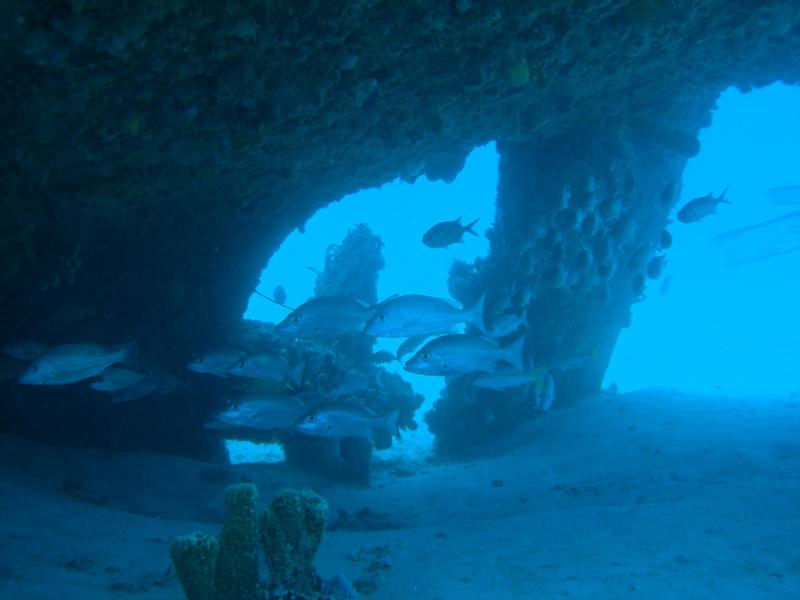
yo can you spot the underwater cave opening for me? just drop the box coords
[605,82,800,397]
[237,143,500,463]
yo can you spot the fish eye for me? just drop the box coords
[291,316,300,323]
[379,314,386,321]
[307,414,316,423]
[422,353,430,360]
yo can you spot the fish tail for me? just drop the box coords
[384,409,400,437]
[469,293,487,333]
[464,217,480,236]
[117,341,138,365]
[288,360,306,389]
[504,335,526,371]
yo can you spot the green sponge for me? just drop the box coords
[215,483,261,600]
[170,532,219,600]
[260,488,329,594]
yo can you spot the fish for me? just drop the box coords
[364,294,485,337]
[90,367,147,393]
[404,334,525,376]
[273,284,288,305]
[486,310,527,338]
[293,403,399,442]
[2,341,50,362]
[471,368,545,390]
[206,392,310,431]
[369,350,398,364]
[713,210,800,266]
[767,184,800,205]
[422,217,479,248]
[396,336,429,360]
[186,348,246,377]
[275,295,376,337]
[677,188,730,223]
[18,342,135,386]
[228,353,304,388]
[327,370,371,399]
[111,372,182,403]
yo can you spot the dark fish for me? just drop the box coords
[677,188,730,223]
[273,284,287,305]
[293,403,399,442]
[19,342,135,386]
[422,217,479,248]
[275,295,376,337]
[111,372,182,403]
[365,294,485,337]
[405,335,525,376]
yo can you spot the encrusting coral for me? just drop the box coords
[170,484,329,600]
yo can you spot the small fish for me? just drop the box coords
[405,335,524,376]
[90,367,146,393]
[659,274,673,296]
[206,392,310,431]
[369,350,398,364]
[486,310,527,338]
[111,372,182,403]
[2,341,50,362]
[365,294,485,337]
[422,217,479,248]
[228,353,304,388]
[471,368,545,390]
[275,295,376,337]
[273,284,287,305]
[395,335,429,360]
[187,348,246,377]
[18,342,135,386]
[293,403,399,442]
[327,370,371,399]
[677,188,730,223]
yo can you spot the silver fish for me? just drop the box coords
[405,334,524,376]
[90,367,147,392]
[228,353,304,388]
[365,294,485,337]
[275,295,375,337]
[327,370,370,399]
[486,311,527,338]
[2,341,50,362]
[206,392,309,431]
[293,403,399,441]
[677,188,730,223]
[111,372,182,403]
[422,217,479,248]
[18,342,135,386]
[395,336,429,360]
[186,348,246,377]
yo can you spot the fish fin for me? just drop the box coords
[288,360,306,389]
[464,217,480,236]
[454,216,463,224]
[118,341,138,365]
[718,187,731,204]
[385,409,400,438]
[469,293,487,333]
[503,335,526,371]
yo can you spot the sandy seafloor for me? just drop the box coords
[1,389,798,600]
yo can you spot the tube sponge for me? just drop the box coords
[215,483,261,600]
[170,532,220,600]
[260,488,329,595]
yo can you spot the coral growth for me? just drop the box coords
[170,485,329,600]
